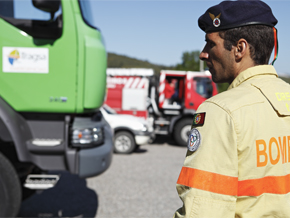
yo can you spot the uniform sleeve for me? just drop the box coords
[174,101,238,218]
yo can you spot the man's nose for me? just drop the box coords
[199,49,209,61]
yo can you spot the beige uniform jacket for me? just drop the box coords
[174,65,290,218]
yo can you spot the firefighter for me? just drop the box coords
[165,78,179,104]
[174,1,290,217]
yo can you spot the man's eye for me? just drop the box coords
[209,42,215,48]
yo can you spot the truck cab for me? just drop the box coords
[0,0,113,216]
[105,68,218,148]
[160,70,217,110]
[154,70,218,146]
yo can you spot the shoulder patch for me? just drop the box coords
[187,129,201,152]
[191,112,206,128]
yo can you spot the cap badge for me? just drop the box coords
[209,12,221,27]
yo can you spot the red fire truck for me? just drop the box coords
[105,68,218,146]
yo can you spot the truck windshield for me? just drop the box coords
[79,0,98,29]
[194,77,213,99]
[0,0,62,39]
[0,0,57,20]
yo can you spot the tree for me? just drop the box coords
[175,51,206,71]
[175,50,229,93]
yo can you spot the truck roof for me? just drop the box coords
[107,68,212,77]
[160,70,211,76]
[107,68,154,76]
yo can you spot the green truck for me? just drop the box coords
[0,0,113,216]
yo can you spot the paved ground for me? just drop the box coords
[18,136,187,218]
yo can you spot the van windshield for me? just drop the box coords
[103,105,117,115]
[79,0,98,29]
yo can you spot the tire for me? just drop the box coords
[174,118,192,147]
[114,131,136,154]
[0,152,21,217]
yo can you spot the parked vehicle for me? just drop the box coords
[100,104,154,154]
[105,68,218,147]
[0,0,112,216]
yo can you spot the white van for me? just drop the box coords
[100,105,154,154]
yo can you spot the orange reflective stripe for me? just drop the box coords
[238,174,290,196]
[177,167,238,196]
[177,167,290,197]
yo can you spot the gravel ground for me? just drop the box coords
[87,136,186,218]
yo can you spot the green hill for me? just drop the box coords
[107,52,173,75]
[281,76,290,84]
[107,52,290,93]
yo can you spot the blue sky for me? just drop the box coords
[91,0,290,76]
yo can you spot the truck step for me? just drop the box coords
[24,174,60,190]
[154,120,170,125]
[154,130,168,135]
[32,139,62,146]
[163,110,180,115]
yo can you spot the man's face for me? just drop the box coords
[199,32,236,84]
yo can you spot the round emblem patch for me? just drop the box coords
[213,18,221,27]
[187,129,201,152]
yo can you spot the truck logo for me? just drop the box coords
[8,50,20,65]
[3,47,49,73]
[49,96,67,103]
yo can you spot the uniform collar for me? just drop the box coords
[227,65,278,90]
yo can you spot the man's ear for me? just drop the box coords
[234,38,248,61]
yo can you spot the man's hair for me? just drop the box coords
[219,25,274,65]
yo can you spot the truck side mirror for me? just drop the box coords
[32,0,60,21]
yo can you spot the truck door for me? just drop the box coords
[185,76,216,110]
[162,75,184,107]
[0,0,78,113]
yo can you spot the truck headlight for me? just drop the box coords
[141,124,148,132]
[71,127,104,148]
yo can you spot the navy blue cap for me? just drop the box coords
[198,0,278,33]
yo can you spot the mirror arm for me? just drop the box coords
[50,12,55,22]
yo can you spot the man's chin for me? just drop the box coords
[208,68,214,74]
[208,70,216,79]
[211,75,223,84]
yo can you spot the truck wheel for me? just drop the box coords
[0,152,21,217]
[114,131,136,154]
[174,118,192,147]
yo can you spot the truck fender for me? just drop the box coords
[0,97,33,162]
[0,117,12,142]
[114,126,135,137]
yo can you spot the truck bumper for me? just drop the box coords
[135,135,150,145]
[134,130,155,145]
[78,123,113,178]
